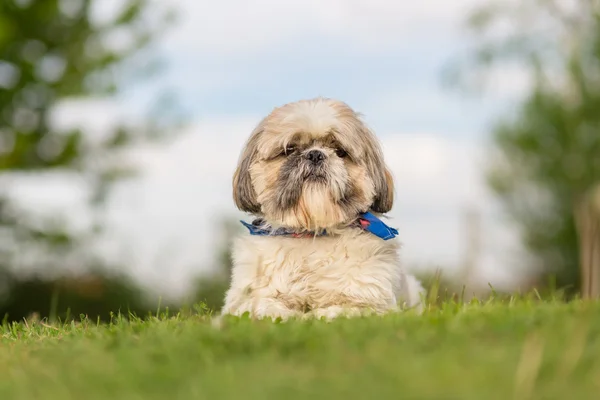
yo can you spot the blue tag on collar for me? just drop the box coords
[356,211,398,240]
[240,212,398,240]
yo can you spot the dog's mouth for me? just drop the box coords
[304,171,327,183]
[302,163,328,180]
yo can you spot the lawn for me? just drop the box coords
[1,298,600,400]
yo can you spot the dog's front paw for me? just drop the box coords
[224,298,300,322]
[253,299,301,322]
[305,306,366,321]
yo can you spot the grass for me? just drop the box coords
[1,297,600,400]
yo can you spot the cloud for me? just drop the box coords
[384,133,487,206]
[163,0,482,57]
[119,0,529,140]
[49,98,131,140]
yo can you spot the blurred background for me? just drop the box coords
[1,0,599,322]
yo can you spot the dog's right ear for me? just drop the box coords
[232,120,264,214]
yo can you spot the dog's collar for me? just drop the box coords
[239,211,398,241]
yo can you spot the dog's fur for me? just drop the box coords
[221,97,425,321]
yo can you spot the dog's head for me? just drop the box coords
[233,97,394,231]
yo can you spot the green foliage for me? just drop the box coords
[0,0,174,173]
[1,299,600,399]
[0,270,163,323]
[0,0,180,316]
[449,0,600,293]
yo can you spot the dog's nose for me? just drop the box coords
[305,150,325,164]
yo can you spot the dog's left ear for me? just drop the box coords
[371,167,394,213]
[358,123,395,214]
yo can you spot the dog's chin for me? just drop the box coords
[265,180,347,231]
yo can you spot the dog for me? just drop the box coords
[220,97,425,321]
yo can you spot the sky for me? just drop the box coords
[10,0,538,297]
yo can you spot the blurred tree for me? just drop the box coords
[0,270,153,323]
[0,0,181,316]
[446,1,600,294]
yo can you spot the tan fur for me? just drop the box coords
[222,230,424,321]
[224,97,425,321]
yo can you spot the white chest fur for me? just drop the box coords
[221,229,425,321]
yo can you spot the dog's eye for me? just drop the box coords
[335,148,347,158]
[284,145,296,155]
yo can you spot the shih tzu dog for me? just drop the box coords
[220,97,425,321]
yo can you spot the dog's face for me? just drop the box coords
[233,97,394,231]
